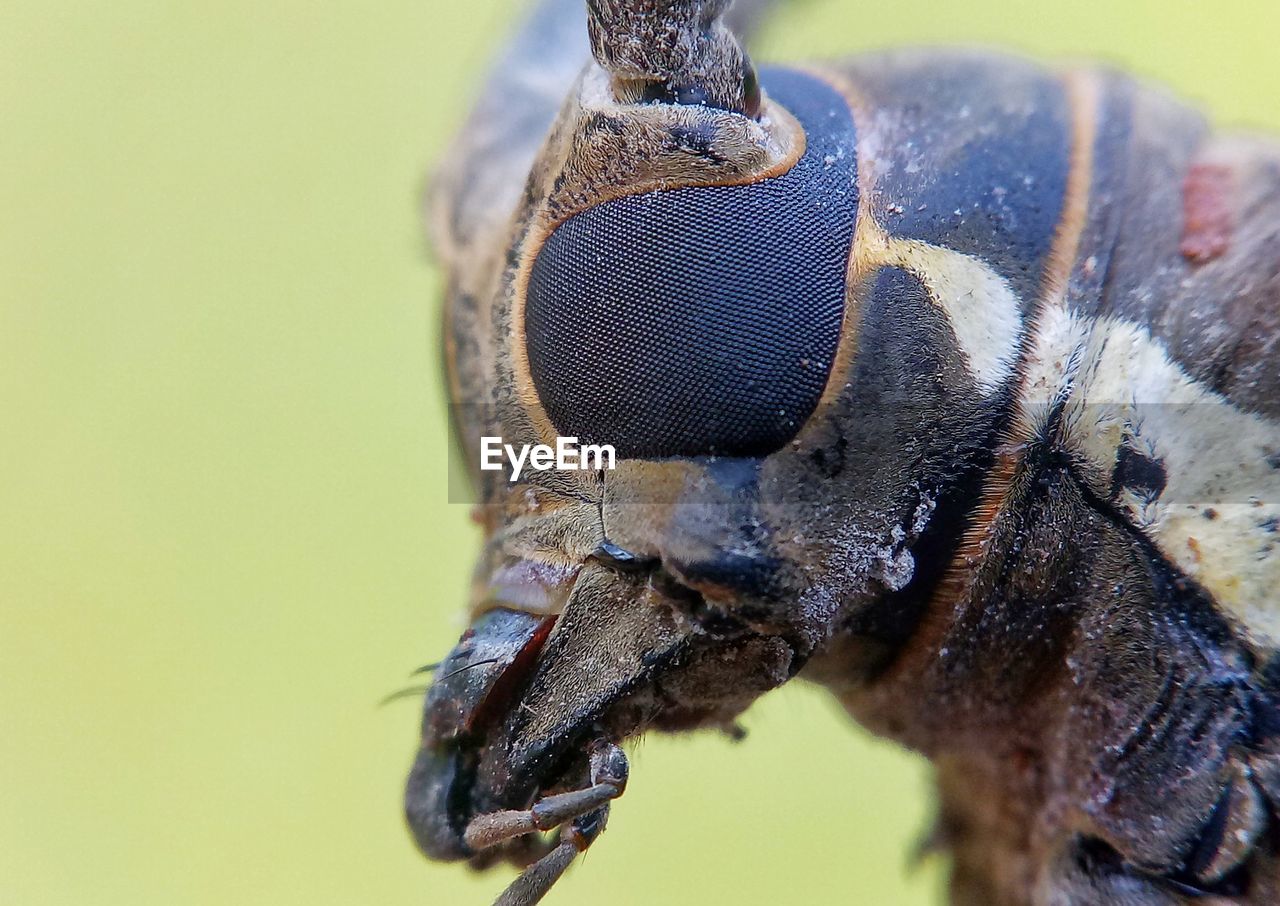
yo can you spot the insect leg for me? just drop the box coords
[464,741,628,851]
[492,806,609,906]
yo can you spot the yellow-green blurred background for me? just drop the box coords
[3,1,1279,904]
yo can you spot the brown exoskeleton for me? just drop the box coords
[406,1,1280,903]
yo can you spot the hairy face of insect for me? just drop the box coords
[407,45,1002,893]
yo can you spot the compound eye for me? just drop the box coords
[522,70,858,460]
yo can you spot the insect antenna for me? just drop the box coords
[586,0,763,116]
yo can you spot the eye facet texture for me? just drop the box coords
[524,68,859,458]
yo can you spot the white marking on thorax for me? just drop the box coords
[1021,302,1280,646]
[855,218,1023,393]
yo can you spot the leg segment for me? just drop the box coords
[492,807,610,906]
[464,740,629,851]
[463,741,629,906]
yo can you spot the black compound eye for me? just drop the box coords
[523,69,859,460]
